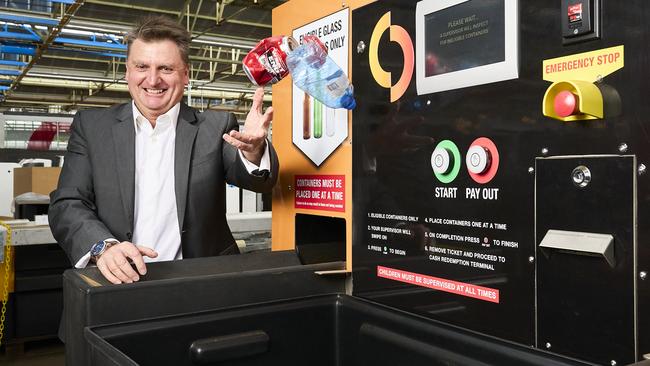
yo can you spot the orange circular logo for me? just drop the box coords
[369,12,414,102]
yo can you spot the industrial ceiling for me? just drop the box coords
[0,0,285,116]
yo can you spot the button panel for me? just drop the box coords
[467,137,500,184]
[431,146,453,174]
[431,140,461,184]
[466,145,491,175]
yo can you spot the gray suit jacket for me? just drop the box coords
[49,102,279,266]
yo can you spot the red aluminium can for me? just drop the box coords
[243,36,297,86]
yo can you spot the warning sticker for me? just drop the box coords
[377,265,500,303]
[568,3,582,23]
[542,45,624,82]
[294,174,345,212]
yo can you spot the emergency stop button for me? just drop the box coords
[466,137,499,184]
[554,90,579,117]
[542,80,603,121]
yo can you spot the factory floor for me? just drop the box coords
[1,339,65,366]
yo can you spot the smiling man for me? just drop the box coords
[49,15,279,284]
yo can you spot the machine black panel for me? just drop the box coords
[351,0,650,362]
[536,156,635,365]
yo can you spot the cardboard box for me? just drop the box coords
[13,167,62,197]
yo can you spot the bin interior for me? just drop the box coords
[86,294,588,366]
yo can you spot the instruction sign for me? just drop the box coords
[291,8,350,167]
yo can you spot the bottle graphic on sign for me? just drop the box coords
[303,92,311,139]
[325,106,335,137]
[313,98,323,139]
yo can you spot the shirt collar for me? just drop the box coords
[132,101,181,132]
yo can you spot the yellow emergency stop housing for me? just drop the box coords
[542,80,604,121]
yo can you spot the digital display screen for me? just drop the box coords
[424,0,505,77]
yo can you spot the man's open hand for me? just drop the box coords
[222,87,273,165]
[96,241,158,284]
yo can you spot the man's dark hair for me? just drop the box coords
[127,15,191,66]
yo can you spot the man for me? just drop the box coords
[49,15,278,284]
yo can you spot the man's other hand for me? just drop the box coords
[222,87,273,165]
[96,242,158,284]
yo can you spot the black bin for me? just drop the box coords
[64,250,345,366]
[85,294,587,366]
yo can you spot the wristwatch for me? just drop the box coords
[90,239,119,262]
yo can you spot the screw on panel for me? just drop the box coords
[545,342,551,349]
[528,167,535,174]
[618,143,628,153]
[288,185,292,191]
[639,164,647,176]
[541,148,549,156]
[357,41,366,54]
[641,271,647,280]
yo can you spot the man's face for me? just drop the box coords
[126,39,189,120]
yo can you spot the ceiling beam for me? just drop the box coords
[84,0,271,29]
[1,93,256,114]
[8,75,270,102]
[5,0,84,97]
[0,9,259,48]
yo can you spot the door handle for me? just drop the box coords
[539,229,615,267]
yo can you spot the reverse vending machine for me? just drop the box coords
[350,0,649,365]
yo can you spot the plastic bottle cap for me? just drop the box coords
[341,94,356,110]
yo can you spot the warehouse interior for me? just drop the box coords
[0,1,282,364]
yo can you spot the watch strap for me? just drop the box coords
[90,239,118,262]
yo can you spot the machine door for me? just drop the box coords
[536,156,636,365]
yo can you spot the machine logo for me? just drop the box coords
[369,12,414,102]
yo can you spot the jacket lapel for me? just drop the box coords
[112,103,136,232]
[174,103,198,232]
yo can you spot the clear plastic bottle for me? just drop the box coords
[286,36,356,110]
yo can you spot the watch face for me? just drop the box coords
[91,241,106,257]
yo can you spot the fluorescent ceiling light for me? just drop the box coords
[27,72,126,83]
[191,38,254,50]
[24,72,258,94]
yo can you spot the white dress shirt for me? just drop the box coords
[132,102,183,263]
[75,102,270,268]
